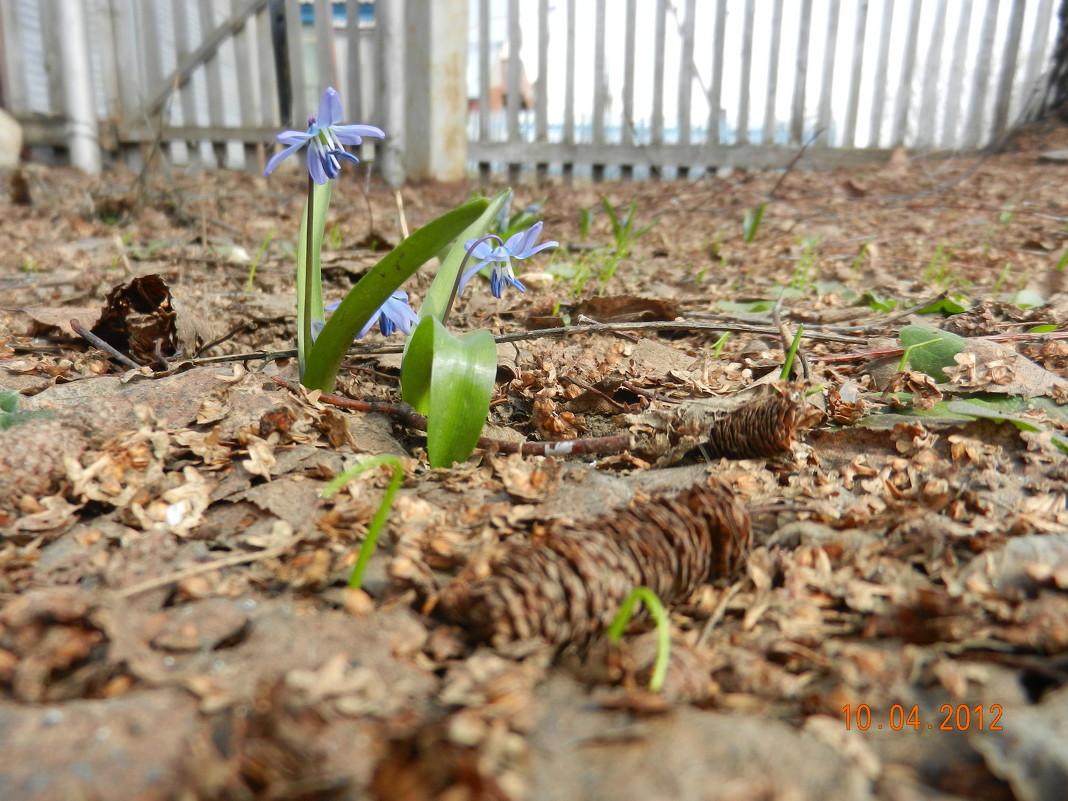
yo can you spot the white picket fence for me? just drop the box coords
[0,0,1060,182]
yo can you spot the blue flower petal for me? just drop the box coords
[264,138,308,176]
[319,87,343,127]
[332,123,386,145]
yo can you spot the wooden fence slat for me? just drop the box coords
[992,0,1027,137]
[536,0,548,143]
[762,0,784,145]
[172,1,199,133]
[39,0,64,116]
[842,0,868,147]
[889,0,921,145]
[93,0,122,123]
[197,0,228,160]
[736,0,754,146]
[942,0,973,147]
[231,0,259,160]
[0,1,26,112]
[789,0,813,145]
[815,0,840,145]
[706,0,726,146]
[867,0,895,147]
[593,0,606,147]
[313,0,336,89]
[146,0,268,117]
[1019,0,1055,122]
[257,7,278,126]
[563,0,574,148]
[915,0,948,148]
[344,0,363,119]
[678,0,696,149]
[965,0,1000,148]
[506,0,520,144]
[652,0,667,150]
[283,0,306,126]
[622,0,636,145]
[478,0,490,143]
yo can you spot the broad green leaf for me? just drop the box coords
[899,325,967,382]
[1029,324,1058,333]
[302,198,489,392]
[296,180,331,376]
[419,189,511,322]
[402,316,497,467]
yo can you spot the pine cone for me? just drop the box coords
[437,480,749,647]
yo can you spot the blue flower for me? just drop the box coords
[458,222,558,298]
[326,290,419,339]
[264,87,384,185]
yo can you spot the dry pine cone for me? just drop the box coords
[437,480,750,647]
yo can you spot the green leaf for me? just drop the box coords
[607,587,671,693]
[716,299,775,313]
[944,400,1068,454]
[1029,324,1058,333]
[899,325,967,382]
[859,290,896,312]
[743,202,765,243]
[0,391,18,414]
[302,198,489,393]
[296,180,331,376]
[402,317,497,467]
[916,295,970,315]
[419,190,511,322]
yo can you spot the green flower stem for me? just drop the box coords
[607,587,671,692]
[321,454,405,590]
[303,176,314,373]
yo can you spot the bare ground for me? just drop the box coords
[4,123,1068,800]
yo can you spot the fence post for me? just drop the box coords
[57,0,101,173]
[375,0,405,185]
[404,0,467,182]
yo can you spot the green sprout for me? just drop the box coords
[742,202,766,243]
[244,228,274,294]
[321,454,405,590]
[599,197,657,293]
[790,238,819,291]
[607,587,671,693]
[780,325,803,380]
[710,331,730,357]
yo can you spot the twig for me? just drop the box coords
[272,377,633,458]
[178,319,868,368]
[113,536,299,599]
[770,128,824,198]
[69,319,143,370]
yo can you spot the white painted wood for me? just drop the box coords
[815,0,839,145]
[344,0,363,120]
[506,0,520,143]
[842,0,868,147]
[992,0,1027,137]
[57,0,101,172]
[942,0,973,147]
[405,0,467,182]
[916,0,948,149]
[678,0,696,147]
[889,0,920,145]
[762,0,784,145]
[964,0,999,148]
[477,0,490,144]
[374,0,404,185]
[593,0,606,147]
[867,0,895,147]
[313,0,336,90]
[652,0,667,148]
[789,0,813,145]
[736,0,754,146]
[283,0,306,125]
[707,0,726,145]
